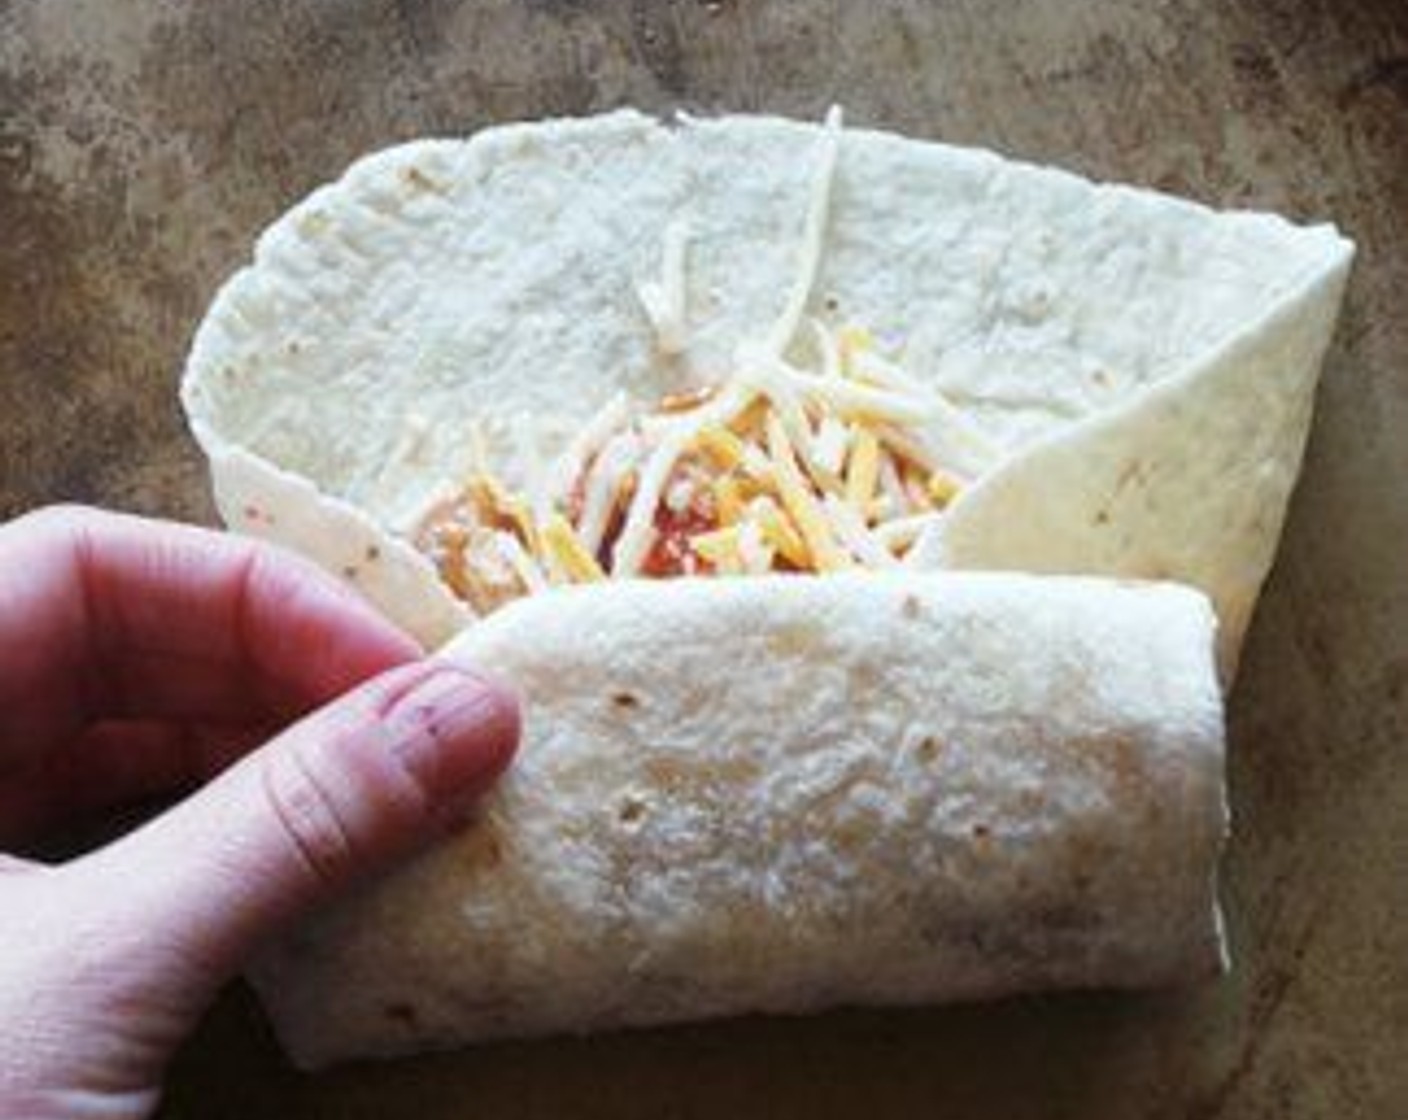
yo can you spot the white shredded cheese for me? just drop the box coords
[813,415,849,475]
[904,516,947,569]
[759,353,936,426]
[492,530,548,592]
[612,386,753,575]
[763,105,843,359]
[873,422,947,475]
[764,411,851,571]
[545,392,632,511]
[878,451,908,513]
[611,438,680,575]
[822,494,900,568]
[739,443,776,483]
[853,349,1001,472]
[636,219,692,354]
[576,432,640,556]
[737,518,774,574]
[735,345,827,474]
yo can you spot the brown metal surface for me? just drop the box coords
[2,1,1406,1117]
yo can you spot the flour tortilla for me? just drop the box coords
[180,110,1351,672]
[249,573,1226,1067]
[183,112,1343,1064]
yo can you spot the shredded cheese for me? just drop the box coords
[848,347,928,395]
[612,385,753,575]
[690,525,743,572]
[873,421,946,476]
[610,434,680,576]
[727,397,768,437]
[852,349,1001,471]
[904,516,947,569]
[902,467,937,512]
[695,425,745,470]
[546,392,631,508]
[813,415,849,475]
[737,519,774,574]
[492,530,549,593]
[739,442,778,483]
[748,496,810,568]
[764,412,852,572]
[927,468,963,506]
[736,345,810,433]
[759,353,937,426]
[483,475,541,555]
[454,535,520,612]
[576,433,639,555]
[411,105,1000,613]
[878,451,908,514]
[822,494,900,568]
[763,105,843,359]
[637,218,691,354]
[844,425,880,511]
[505,499,539,552]
[543,513,607,583]
[713,474,745,526]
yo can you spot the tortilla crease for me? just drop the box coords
[249,573,1227,1067]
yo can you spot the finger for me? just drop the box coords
[74,661,519,980]
[0,506,420,761]
[0,720,269,849]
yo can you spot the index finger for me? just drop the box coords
[0,506,422,759]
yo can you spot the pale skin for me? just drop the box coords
[0,507,521,1119]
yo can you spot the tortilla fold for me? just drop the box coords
[249,573,1226,1067]
[181,111,1352,674]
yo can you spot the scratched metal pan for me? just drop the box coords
[1,2,1403,1117]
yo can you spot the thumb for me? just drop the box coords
[79,661,519,984]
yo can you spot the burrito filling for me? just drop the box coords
[414,107,1000,614]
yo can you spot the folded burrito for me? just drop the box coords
[250,573,1226,1067]
[178,109,1351,1065]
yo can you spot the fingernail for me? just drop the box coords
[384,666,520,805]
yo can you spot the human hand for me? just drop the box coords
[0,507,519,1119]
